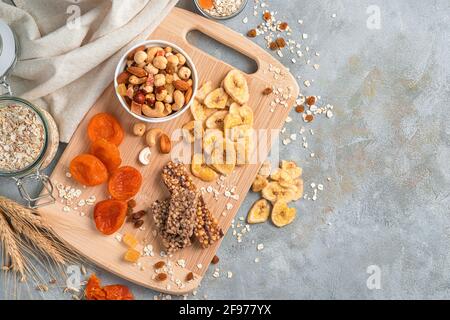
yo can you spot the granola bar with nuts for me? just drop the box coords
[159,161,223,248]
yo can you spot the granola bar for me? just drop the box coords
[160,161,224,249]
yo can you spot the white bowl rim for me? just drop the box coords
[114,40,198,123]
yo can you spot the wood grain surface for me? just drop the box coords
[38,8,299,294]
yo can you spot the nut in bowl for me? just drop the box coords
[114,40,198,123]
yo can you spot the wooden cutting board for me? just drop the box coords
[38,8,299,294]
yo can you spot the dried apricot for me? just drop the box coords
[103,285,134,300]
[85,274,133,300]
[108,166,142,201]
[85,274,106,300]
[94,199,128,235]
[90,139,122,173]
[69,154,108,186]
[87,113,124,146]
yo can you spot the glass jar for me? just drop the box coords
[0,97,59,208]
[0,21,59,208]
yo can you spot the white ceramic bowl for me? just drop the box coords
[114,40,198,123]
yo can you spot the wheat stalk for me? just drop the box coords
[0,196,87,298]
[0,213,26,280]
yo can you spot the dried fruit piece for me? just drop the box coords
[295,105,305,113]
[205,110,228,130]
[262,87,273,95]
[103,285,134,300]
[90,139,122,173]
[224,113,243,130]
[271,168,294,188]
[108,166,142,201]
[85,274,106,300]
[223,70,249,105]
[275,37,286,49]
[124,249,140,263]
[123,233,139,248]
[182,121,204,143]
[263,11,272,21]
[229,103,254,126]
[94,199,128,235]
[211,255,220,264]
[204,88,228,109]
[262,182,295,203]
[269,41,278,50]
[186,272,194,281]
[304,114,314,122]
[191,154,218,182]
[154,261,165,269]
[252,175,268,192]
[195,81,214,103]
[279,22,288,31]
[247,29,257,37]
[69,154,108,186]
[127,199,137,208]
[271,201,296,227]
[306,96,316,106]
[191,99,215,122]
[156,273,168,281]
[203,129,224,154]
[87,113,124,146]
[211,141,236,176]
[288,178,304,201]
[117,71,130,85]
[280,160,302,179]
[247,199,271,224]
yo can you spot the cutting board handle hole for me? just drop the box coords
[186,30,258,74]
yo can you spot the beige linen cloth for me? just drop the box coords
[0,0,178,142]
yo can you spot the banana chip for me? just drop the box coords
[204,88,229,109]
[261,182,296,203]
[271,201,296,227]
[191,154,218,182]
[223,70,249,105]
[247,199,271,224]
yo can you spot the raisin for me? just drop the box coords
[279,22,288,31]
[132,210,146,221]
[185,272,194,281]
[262,87,273,95]
[156,273,168,281]
[295,105,305,113]
[269,41,278,50]
[263,11,271,21]
[305,114,314,122]
[247,29,257,38]
[211,255,220,264]
[306,96,316,106]
[275,37,286,49]
[154,261,165,269]
[127,199,137,208]
[134,219,144,229]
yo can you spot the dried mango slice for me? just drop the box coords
[122,233,139,249]
[124,249,141,263]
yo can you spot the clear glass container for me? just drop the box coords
[0,96,58,208]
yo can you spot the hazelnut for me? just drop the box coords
[178,66,191,80]
[134,50,147,64]
[132,123,146,137]
[167,54,179,66]
[154,74,166,87]
[133,91,146,104]
[176,53,186,66]
[153,56,167,69]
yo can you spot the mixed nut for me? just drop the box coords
[116,45,194,118]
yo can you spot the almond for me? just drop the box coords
[127,66,147,78]
[159,134,171,154]
[185,272,194,281]
[117,71,130,84]
[184,87,193,103]
[173,80,190,91]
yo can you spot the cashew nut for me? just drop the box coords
[163,103,172,116]
[155,89,168,102]
[129,75,146,85]
[142,102,165,118]
[138,147,152,165]
[173,90,185,109]
[146,128,163,147]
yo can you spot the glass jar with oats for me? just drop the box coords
[0,97,59,208]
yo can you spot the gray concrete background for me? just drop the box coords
[1,0,449,299]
